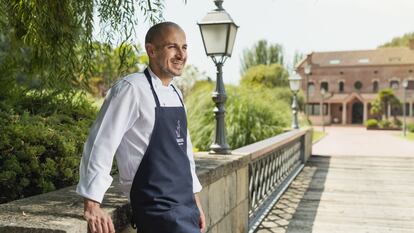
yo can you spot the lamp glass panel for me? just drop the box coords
[200,24,228,55]
[289,79,300,91]
[226,24,238,56]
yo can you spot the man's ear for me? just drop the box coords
[145,43,156,58]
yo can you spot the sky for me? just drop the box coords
[130,0,414,84]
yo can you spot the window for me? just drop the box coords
[390,80,399,90]
[391,105,402,116]
[373,81,379,92]
[354,81,363,90]
[307,103,328,116]
[389,57,401,62]
[329,59,340,65]
[358,58,370,63]
[308,82,315,94]
[411,103,414,116]
[407,80,414,90]
[320,82,329,92]
[404,103,410,116]
[339,81,344,92]
[322,104,328,115]
[307,104,320,115]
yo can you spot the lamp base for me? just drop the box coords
[209,143,231,155]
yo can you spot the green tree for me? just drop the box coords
[0,0,165,93]
[379,32,414,48]
[172,65,208,99]
[240,39,284,74]
[370,88,401,120]
[86,42,147,97]
[240,64,289,88]
[186,82,290,151]
[292,51,305,68]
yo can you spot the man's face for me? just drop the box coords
[149,27,187,78]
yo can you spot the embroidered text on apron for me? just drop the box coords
[130,69,200,233]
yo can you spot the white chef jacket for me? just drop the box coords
[76,68,202,203]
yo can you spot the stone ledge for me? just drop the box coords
[194,152,250,187]
[0,129,311,233]
[0,180,131,233]
[0,152,250,232]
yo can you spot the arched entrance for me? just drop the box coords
[352,102,363,124]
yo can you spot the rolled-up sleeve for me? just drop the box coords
[186,129,202,193]
[76,80,139,203]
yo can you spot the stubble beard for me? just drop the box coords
[156,59,184,78]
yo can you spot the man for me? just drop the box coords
[76,22,206,233]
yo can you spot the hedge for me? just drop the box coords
[0,91,96,203]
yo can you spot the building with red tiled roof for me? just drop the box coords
[296,44,414,126]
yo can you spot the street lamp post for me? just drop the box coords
[320,88,326,133]
[198,0,238,154]
[403,79,408,137]
[289,73,302,129]
[304,64,312,122]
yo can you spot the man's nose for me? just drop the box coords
[176,48,186,59]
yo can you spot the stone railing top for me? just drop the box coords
[233,129,310,160]
[194,152,250,187]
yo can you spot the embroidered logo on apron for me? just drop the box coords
[176,120,184,145]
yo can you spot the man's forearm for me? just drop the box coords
[194,193,206,231]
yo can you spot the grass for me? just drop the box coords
[312,130,326,144]
[398,131,414,141]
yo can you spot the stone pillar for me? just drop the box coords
[387,104,391,118]
[342,102,347,125]
[320,101,323,125]
[363,102,368,123]
[327,103,331,125]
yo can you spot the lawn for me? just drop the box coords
[397,131,414,141]
[312,130,326,144]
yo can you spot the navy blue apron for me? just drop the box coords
[130,69,200,233]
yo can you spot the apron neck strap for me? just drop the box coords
[144,68,184,107]
[171,84,184,107]
[144,68,161,107]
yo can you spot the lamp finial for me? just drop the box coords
[214,0,224,10]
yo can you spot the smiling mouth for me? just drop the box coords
[172,61,184,68]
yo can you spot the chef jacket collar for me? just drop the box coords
[147,67,174,89]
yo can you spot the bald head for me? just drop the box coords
[144,22,187,82]
[145,22,184,46]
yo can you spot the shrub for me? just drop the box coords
[407,123,414,133]
[378,119,391,128]
[0,92,96,203]
[392,118,402,128]
[186,81,290,151]
[365,119,379,129]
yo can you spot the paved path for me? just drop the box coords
[312,126,414,157]
[256,126,414,233]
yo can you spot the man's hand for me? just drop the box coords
[83,198,115,233]
[194,194,206,232]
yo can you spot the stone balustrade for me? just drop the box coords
[0,128,312,233]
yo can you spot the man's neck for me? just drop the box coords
[148,65,173,87]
